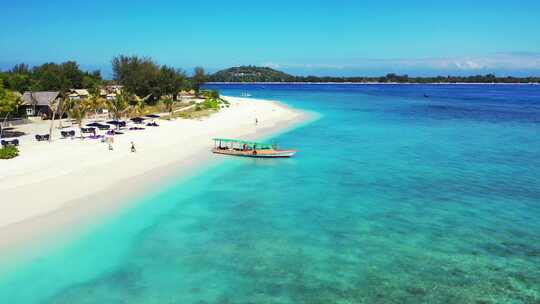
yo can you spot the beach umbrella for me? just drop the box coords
[130,117,145,123]
[145,114,160,118]
[86,122,104,127]
[107,120,124,125]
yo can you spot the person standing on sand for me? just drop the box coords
[131,141,136,153]
[106,136,114,151]
[255,117,258,125]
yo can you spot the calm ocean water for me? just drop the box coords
[1,84,539,303]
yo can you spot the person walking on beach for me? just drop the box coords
[131,141,136,153]
[255,117,258,125]
[107,136,114,151]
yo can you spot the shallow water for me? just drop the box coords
[1,84,539,303]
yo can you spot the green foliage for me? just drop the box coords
[128,94,149,117]
[191,67,206,95]
[1,61,102,93]
[5,73,33,93]
[201,98,220,110]
[68,100,90,126]
[158,66,187,100]
[112,55,188,102]
[112,55,160,99]
[0,145,19,159]
[162,98,174,118]
[200,89,220,99]
[0,83,21,116]
[107,90,130,120]
[208,66,540,84]
[209,66,294,82]
[86,93,105,117]
[0,82,22,137]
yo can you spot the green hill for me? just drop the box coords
[209,66,294,82]
[208,66,540,84]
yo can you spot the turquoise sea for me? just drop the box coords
[1,84,540,303]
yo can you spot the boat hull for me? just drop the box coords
[212,148,296,158]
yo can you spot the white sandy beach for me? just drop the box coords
[0,96,306,251]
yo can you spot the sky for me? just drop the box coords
[1,0,540,77]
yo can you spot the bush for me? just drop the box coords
[202,98,220,110]
[0,145,19,159]
[200,89,220,99]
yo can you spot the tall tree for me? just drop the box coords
[192,67,206,96]
[129,94,150,118]
[55,96,71,129]
[158,66,186,100]
[68,100,89,139]
[112,55,160,98]
[107,90,130,125]
[87,88,105,120]
[5,73,32,93]
[61,61,85,89]
[10,63,31,75]
[0,83,21,138]
[163,98,174,120]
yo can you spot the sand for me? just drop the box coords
[0,96,307,251]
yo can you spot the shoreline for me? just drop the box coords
[0,96,311,257]
[207,82,540,85]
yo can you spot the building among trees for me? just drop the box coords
[21,91,60,117]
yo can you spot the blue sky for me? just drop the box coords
[1,0,540,77]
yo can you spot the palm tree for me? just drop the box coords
[68,100,89,139]
[47,91,72,141]
[163,98,174,120]
[128,94,150,118]
[48,98,60,141]
[87,92,105,120]
[106,90,129,129]
[55,96,71,129]
[192,67,206,97]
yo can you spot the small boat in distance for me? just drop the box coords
[212,138,297,158]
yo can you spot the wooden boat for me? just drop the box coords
[212,138,297,158]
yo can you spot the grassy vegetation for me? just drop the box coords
[166,97,229,120]
[135,89,228,120]
[0,145,19,159]
[140,100,195,116]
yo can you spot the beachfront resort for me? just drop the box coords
[0,57,305,230]
[2,2,540,303]
[0,57,221,159]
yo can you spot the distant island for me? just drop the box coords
[209,66,540,84]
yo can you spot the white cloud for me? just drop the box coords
[261,53,540,73]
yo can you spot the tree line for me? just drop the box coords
[0,56,211,140]
[208,66,540,84]
[293,73,540,84]
[0,56,208,100]
[0,62,103,93]
[111,55,206,102]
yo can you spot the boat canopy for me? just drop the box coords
[213,138,274,149]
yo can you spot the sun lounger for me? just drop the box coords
[61,131,76,138]
[129,127,145,130]
[97,125,110,130]
[106,130,124,135]
[1,139,19,147]
[146,122,159,127]
[87,135,104,140]
[35,134,50,141]
[81,127,96,134]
